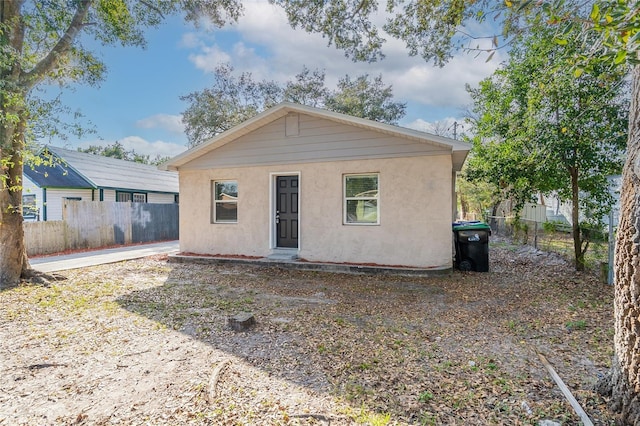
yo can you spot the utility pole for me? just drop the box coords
[449,121,462,140]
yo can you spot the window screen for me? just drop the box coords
[213,180,238,223]
[344,174,379,224]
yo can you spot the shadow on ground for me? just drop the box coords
[115,248,615,425]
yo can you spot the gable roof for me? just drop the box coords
[24,157,94,189]
[161,102,472,172]
[25,146,179,193]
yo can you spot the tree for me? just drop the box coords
[3,1,640,421]
[606,62,640,425]
[325,74,406,124]
[0,1,243,287]
[465,20,628,271]
[78,141,169,165]
[180,64,280,147]
[586,4,640,423]
[455,169,496,221]
[270,0,640,420]
[181,64,406,147]
[282,66,330,107]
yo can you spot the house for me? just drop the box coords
[23,146,179,221]
[161,102,471,270]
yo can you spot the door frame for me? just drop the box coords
[269,172,301,250]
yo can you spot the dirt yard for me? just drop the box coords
[0,241,616,425]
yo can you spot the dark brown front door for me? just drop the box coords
[276,176,298,248]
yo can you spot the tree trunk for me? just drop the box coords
[0,195,28,288]
[569,165,585,271]
[0,111,30,289]
[460,195,469,220]
[597,64,640,424]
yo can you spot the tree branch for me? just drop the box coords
[138,0,165,19]
[21,0,93,90]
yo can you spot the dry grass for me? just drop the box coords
[0,244,616,425]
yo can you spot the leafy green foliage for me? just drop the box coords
[464,10,628,270]
[271,0,515,65]
[78,141,169,165]
[180,64,274,146]
[0,1,246,283]
[325,74,406,124]
[580,1,640,70]
[271,0,385,62]
[181,64,406,146]
[456,170,497,221]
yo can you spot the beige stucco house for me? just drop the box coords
[162,102,471,270]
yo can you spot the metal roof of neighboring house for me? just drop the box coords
[161,102,472,172]
[24,158,94,189]
[27,146,179,193]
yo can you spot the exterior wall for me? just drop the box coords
[21,181,95,221]
[147,193,177,204]
[46,188,94,221]
[184,114,452,170]
[21,177,177,221]
[22,175,43,221]
[179,155,453,269]
[104,189,175,204]
[102,189,116,202]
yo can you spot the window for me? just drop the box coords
[212,180,238,223]
[22,194,38,219]
[344,173,379,225]
[132,193,146,203]
[116,191,147,203]
[116,192,131,202]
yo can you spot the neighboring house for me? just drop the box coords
[162,102,471,270]
[23,146,179,221]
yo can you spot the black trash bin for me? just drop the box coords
[452,222,491,272]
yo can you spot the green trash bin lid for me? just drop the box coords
[452,221,491,231]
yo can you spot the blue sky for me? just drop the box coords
[45,2,503,158]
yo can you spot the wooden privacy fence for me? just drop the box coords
[24,201,179,256]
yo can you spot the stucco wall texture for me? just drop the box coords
[178,155,453,269]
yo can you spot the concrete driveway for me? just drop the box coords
[30,241,179,273]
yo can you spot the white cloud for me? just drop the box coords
[78,136,187,159]
[188,44,232,73]
[180,32,201,49]
[136,114,185,134]
[184,1,503,120]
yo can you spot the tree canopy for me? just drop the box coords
[180,64,406,147]
[0,1,245,286]
[3,0,640,423]
[464,6,628,271]
[77,141,169,165]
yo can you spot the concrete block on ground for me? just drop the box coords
[228,312,255,331]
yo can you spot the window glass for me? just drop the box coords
[116,192,146,202]
[116,192,132,202]
[345,175,378,198]
[132,193,146,203]
[22,194,38,219]
[213,180,238,223]
[344,174,379,224]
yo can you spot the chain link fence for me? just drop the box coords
[488,216,611,279]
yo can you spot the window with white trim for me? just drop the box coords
[344,173,379,225]
[212,180,238,223]
[116,191,147,203]
[22,194,38,219]
[132,193,146,203]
